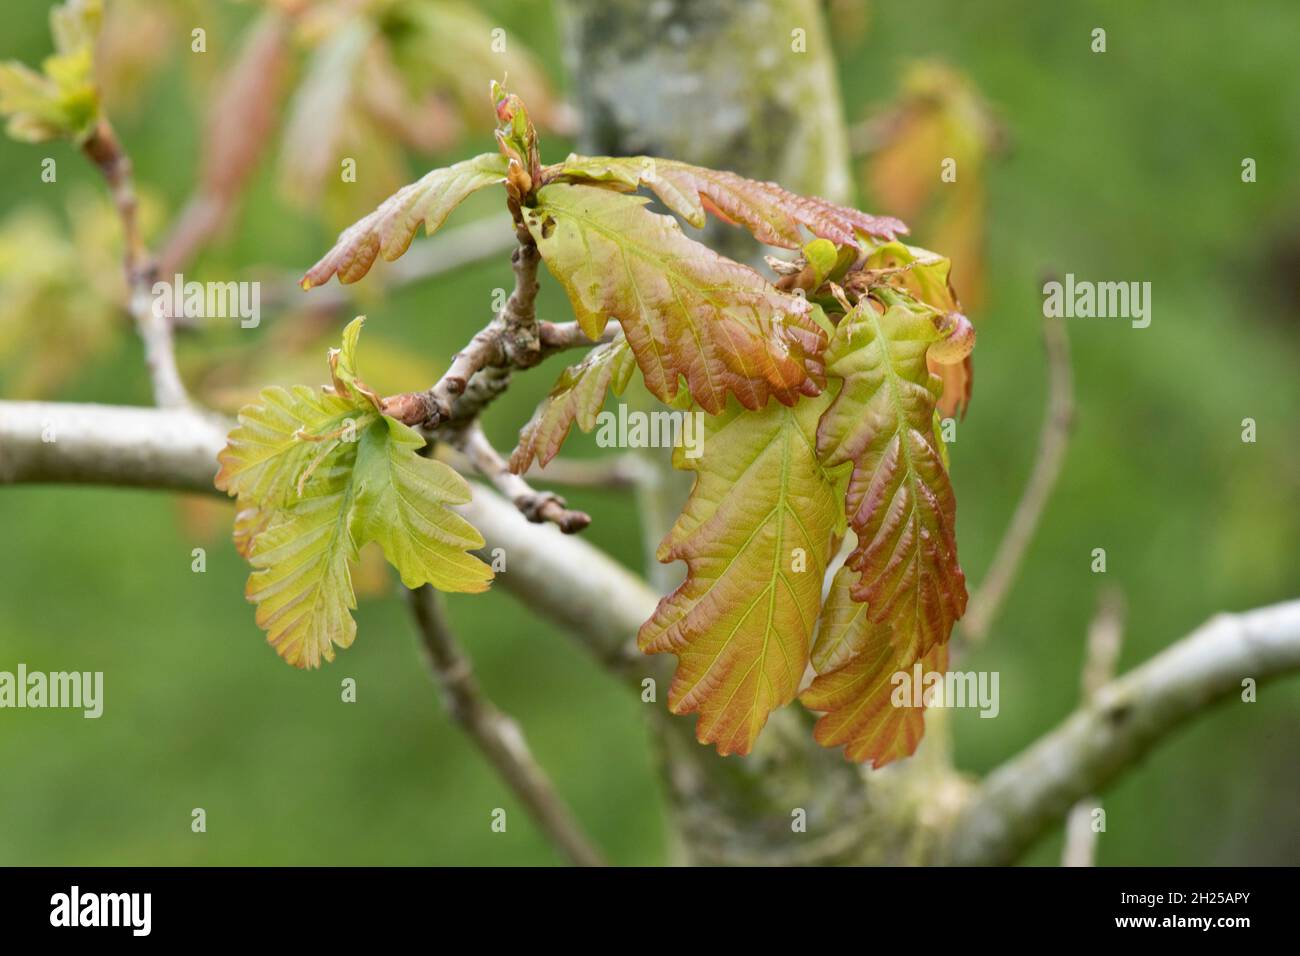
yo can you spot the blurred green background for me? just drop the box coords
[0,0,1296,866]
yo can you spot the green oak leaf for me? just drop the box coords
[216,317,492,667]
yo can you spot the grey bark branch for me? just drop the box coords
[0,400,654,677]
[522,452,645,490]
[3,401,1300,866]
[405,585,607,867]
[947,598,1300,865]
[461,423,592,533]
[82,120,191,410]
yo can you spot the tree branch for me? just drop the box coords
[1061,587,1125,867]
[0,400,655,680]
[405,584,606,866]
[522,452,646,490]
[371,241,613,534]
[380,242,544,432]
[961,316,1074,643]
[946,598,1300,865]
[460,423,591,534]
[82,119,190,409]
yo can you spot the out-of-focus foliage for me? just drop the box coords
[0,191,165,398]
[0,0,102,143]
[858,60,1002,310]
[279,0,564,229]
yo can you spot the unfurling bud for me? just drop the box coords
[929,311,975,364]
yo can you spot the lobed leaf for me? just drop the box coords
[214,383,364,511]
[555,154,907,250]
[524,182,826,415]
[352,416,492,593]
[854,240,973,417]
[300,152,508,288]
[217,318,492,667]
[801,563,950,767]
[245,461,360,669]
[639,393,841,756]
[509,334,636,473]
[815,297,967,662]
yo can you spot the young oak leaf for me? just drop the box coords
[553,154,907,250]
[244,459,361,668]
[509,334,635,473]
[801,563,950,767]
[850,240,974,418]
[300,152,508,288]
[815,296,968,663]
[351,415,492,593]
[215,318,492,667]
[639,393,841,756]
[524,182,826,415]
[214,382,365,510]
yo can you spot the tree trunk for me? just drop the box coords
[557,0,963,865]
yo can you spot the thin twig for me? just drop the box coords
[461,424,591,533]
[382,242,543,430]
[374,239,613,533]
[1061,587,1125,867]
[405,585,607,867]
[538,318,620,354]
[962,316,1074,643]
[81,118,190,409]
[523,453,646,490]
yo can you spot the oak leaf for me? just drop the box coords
[509,334,636,473]
[524,182,826,415]
[555,154,907,250]
[300,152,508,287]
[802,563,950,767]
[639,393,842,755]
[216,318,491,667]
[815,296,967,662]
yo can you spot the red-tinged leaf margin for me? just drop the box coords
[801,607,950,767]
[509,334,635,473]
[524,182,827,416]
[638,393,841,756]
[552,154,908,250]
[300,151,508,288]
[815,294,968,661]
